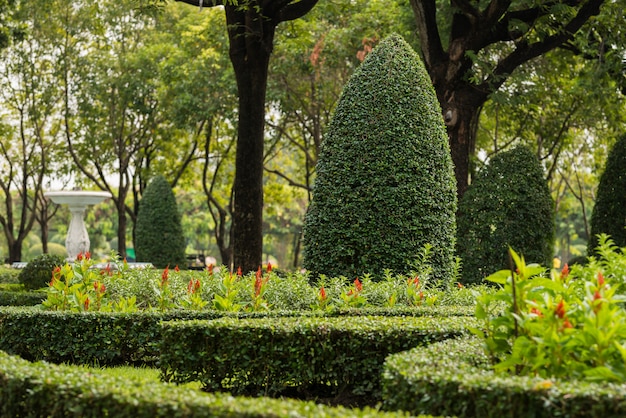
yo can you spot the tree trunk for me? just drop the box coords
[117,191,127,259]
[225,5,275,274]
[439,88,484,198]
[8,240,22,263]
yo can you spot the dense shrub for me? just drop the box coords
[456,145,554,284]
[382,337,626,417]
[160,316,474,399]
[303,34,457,283]
[135,175,186,269]
[588,134,626,254]
[18,253,65,290]
[0,351,406,418]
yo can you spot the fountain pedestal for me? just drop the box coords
[45,191,112,260]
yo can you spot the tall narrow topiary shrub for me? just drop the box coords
[588,134,626,254]
[456,145,555,284]
[135,175,187,269]
[303,34,457,282]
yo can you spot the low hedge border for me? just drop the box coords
[160,315,477,400]
[382,336,626,417]
[0,350,419,418]
[0,306,472,366]
[0,290,45,306]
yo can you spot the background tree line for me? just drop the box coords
[0,0,623,269]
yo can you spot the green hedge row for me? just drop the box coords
[0,290,45,306]
[0,306,472,366]
[382,337,626,417]
[0,308,226,365]
[0,350,417,418]
[160,316,477,400]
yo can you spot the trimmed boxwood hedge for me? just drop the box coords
[382,337,626,417]
[160,316,476,400]
[456,145,554,284]
[303,33,457,283]
[135,175,187,269]
[0,350,415,418]
[588,134,626,254]
[0,290,45,306]
[0,307,472,366]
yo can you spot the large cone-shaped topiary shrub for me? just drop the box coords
[303,34,457,282]
[456,145,554,284]
[588,134,626,254]
[135,175,187,269]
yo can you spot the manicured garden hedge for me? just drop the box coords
[0,350,416,418]
[160,316,476,400]
[0,290,45,306]
[382,337,626,417]
[0,306,472,366]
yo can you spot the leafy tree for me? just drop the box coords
[457,145,554,284]
[588,134,626,253]
[410,0,608,197]
[171,0,319,273]
[135,175,186,268]
[304,34,457,282]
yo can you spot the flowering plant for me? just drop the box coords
[473,239,626,382]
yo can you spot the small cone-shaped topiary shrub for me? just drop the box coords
[135,175,187,269]
[456,145,555,284]
[303,34,457,282]
[588,134,626,254]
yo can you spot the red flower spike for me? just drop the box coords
[256,266,262,280]
[594,290,602,301]
[161,266,170,286]
[77,252,83,261]
[412,276,419,286]
[555,300,566,319]
[266,262,272,273]
[598,272,605,287]
[530,307,543,317]
[560,264,569,279]
[457,282,464,288]
[562,318,573,329]
[85,251,91,260]
[419,291,424,300]
[207,264,214,274]
[354,278,362,292]
[175,265,180,272]
[237,267,242,276]
[319,286,327,300]
[84,298,90,311]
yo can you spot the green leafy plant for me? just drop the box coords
[212,271,243,312]
[134,175,187,269]
[588,134,626,254]
[456,145,555,284]
[18,253,66,290]
[303,33,457,282]
[473,239,626,382]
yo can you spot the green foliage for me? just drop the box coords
[160,315,475,399]
[456,145,555,284]
[42,254,137,313]
[303,34,457,282]
[588,134,626,254]
[18,253,66,290]
[0,290,45,306]
[0,351,407,418]
[135,175,187,269]
[383,336,626,417]
[473,238,626,382]
[0,266,20,284]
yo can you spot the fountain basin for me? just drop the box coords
[45,190,112,260]
[45,191,112,207]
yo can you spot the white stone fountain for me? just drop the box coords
[45,190,112,260]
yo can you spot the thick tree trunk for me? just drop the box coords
[226,6,274,274]
[8,240,22,263]
[439,91,484,198]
